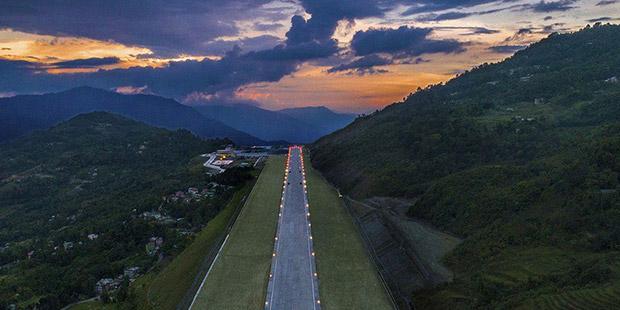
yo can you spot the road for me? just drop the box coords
[264,146,321,310]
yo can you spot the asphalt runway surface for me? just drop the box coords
[265,146,321,310]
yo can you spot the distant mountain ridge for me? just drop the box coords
[0,87,264,145]
[278,106,356,138]
[194,104,355,143]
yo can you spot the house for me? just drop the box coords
[95,278,121,295]
[87,233,99,240]
[146,237,164,256]
[63,241,74,250]
[141,211,163,220]
[124,267,140,279]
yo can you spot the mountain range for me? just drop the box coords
[0,87,355,146]
[193,104,355,143]
[0,87,263,145]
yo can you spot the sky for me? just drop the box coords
[0,0,618,113]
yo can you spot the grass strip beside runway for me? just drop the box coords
[305,155,394,310]
[191,156,284,309]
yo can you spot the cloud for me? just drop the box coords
[327,54,392,74]
[401,0,506,15]
[502,28,536,42]
[251,40,339,61]
[0,27,343,100]
[596,0,617,5]
[524,0,578,13]
[0,49,300,99]
[286,0,384,45]
[114,85,149,95]
[416,11,472,22]
[350,26,465,57]
[184,89,262,107]
[0,0,274,55]
[202,35,282,55]
[488,45,526,53]
[254,22,285,31]
[465,27,501,35]
[415,5,518,22]
[50,57,121,69]
[587,17,620,23]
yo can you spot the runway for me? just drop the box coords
[264,146,321,310]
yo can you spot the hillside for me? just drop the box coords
[0,87,263,145]
[194,104,355,143]
[310,24,620,308]
[0,112,252,308]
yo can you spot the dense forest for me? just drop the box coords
[0,112,252,309]
[311,24,620,308]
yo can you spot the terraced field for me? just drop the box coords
[519,285,620,310]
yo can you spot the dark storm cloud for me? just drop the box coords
[327,54,393,74]
[350,26,465,57]
[524,0,578,13]
[202,35,282,55]
[251,40,339,61]
[286,0,384,45]
[596,0,617,5]
[0,0,273,55]
[0,49,300,98]
[488,45,526,53]
[51,57,121,69]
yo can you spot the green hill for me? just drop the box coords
[310,24,620,308]
[0,112,244,308]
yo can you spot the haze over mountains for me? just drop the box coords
[194,104,355,143]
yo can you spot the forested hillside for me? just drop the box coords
[311,24,620,308]
[0,112,251,308]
